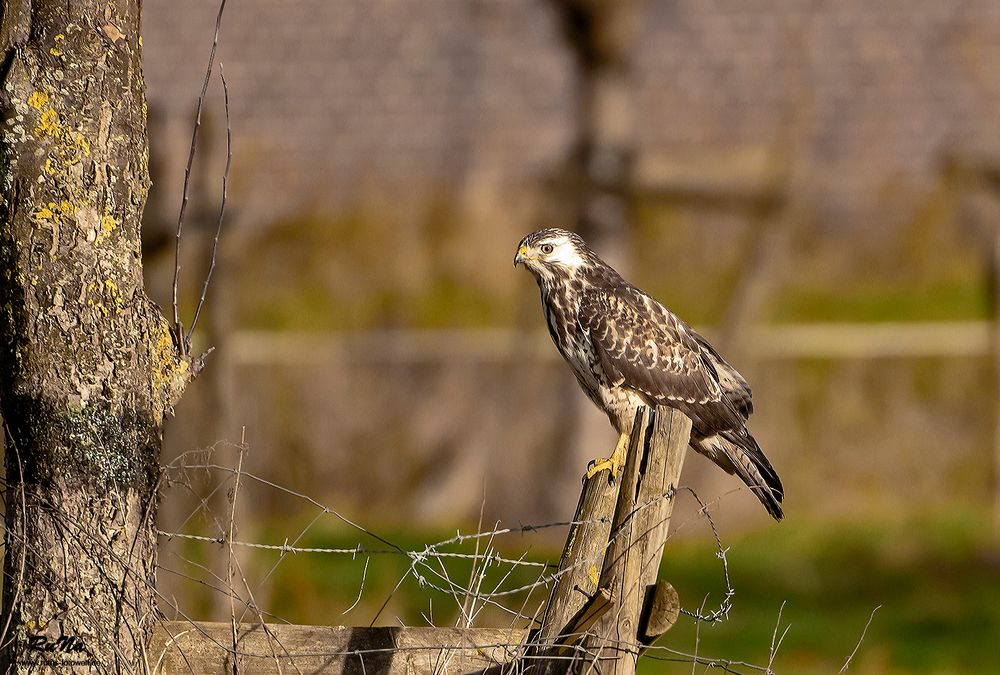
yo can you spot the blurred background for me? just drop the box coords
[141,1,1000,672]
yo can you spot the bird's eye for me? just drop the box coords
[540,244,554,254]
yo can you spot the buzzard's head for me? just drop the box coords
[514,228,593,284]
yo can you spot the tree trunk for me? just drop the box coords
[0,1,195,670]
[551,0,644,267]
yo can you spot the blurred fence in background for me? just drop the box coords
[162,317,998,529]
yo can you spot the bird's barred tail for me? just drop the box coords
[699,430,784,520]
[721,430,784,520]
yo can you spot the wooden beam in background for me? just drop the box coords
[227,322,995,367]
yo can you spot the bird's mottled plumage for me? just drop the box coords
[515,228,784,520]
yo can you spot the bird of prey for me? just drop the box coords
[514,228,784,520]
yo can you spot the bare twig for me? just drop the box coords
[187,64,233,352]
[690,596,707,675]
[342,557,370,616]
[227,433,244,673]
[0,424,28,651]
[462,494,489,628]
[765,601,790,674]
[839,605,881,673]
[172,0,228,353]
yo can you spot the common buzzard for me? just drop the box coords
[514,228,783,520]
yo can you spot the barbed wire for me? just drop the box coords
[159,444,739,612]
[0,432,891,674]
[0,413,875,674]
[152,439,755,670]
[156,531,552,568]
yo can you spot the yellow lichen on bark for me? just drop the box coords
[33,200,74,225]
[151,323,190,420]
[35,108,61,138]
[27,90,49,109]
[49,34,65,57]
[33,196,71,255]
[26,88,106,253]
[96,214,117,243]
[103,279,124,309]
[30,92,91,166]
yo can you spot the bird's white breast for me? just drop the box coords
[543,286,646,433]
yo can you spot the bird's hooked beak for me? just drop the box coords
[513,245,528,268]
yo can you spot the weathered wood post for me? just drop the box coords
[578,407,689,673]
[527,406,690,672]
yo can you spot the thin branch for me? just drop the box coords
[342,557,370,616]
[690,596,706,675]
[839,605,881,673]
[765,601,790,674]
[172,0,228,353]
[0,423,28,651]
[226,433,244,673]
[187,64,233,352]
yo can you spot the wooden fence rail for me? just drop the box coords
[226,322,994,367]
[150,622,526,673]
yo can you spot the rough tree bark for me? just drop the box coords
[0,1,196,670]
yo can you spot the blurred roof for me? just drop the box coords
[141,0,1000,231]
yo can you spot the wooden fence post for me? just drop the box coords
[526,406,690,672]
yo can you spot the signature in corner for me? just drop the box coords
[28,634,89,654]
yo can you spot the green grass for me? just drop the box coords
[649,512,1000,673]
[200,511,1000,674]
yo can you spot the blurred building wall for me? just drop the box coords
[141,0,574,232]
[141,0,1000,234]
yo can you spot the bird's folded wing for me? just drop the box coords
[578,288,722,406]
[688,328,754,418]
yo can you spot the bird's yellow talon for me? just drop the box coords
[584,431,631,484]
[585,457,619,482]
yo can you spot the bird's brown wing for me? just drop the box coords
[578,286,722,407]
[689,328,753,419]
